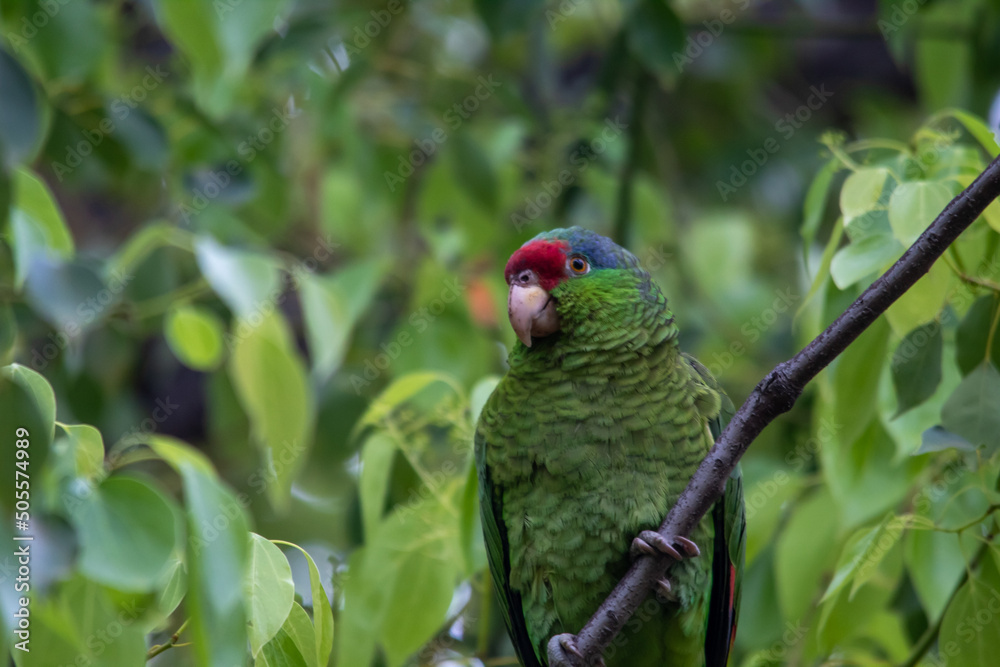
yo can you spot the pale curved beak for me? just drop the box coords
[508,284,560,347]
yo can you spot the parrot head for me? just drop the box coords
[504,227,654,347]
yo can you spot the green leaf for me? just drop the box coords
[884,260,952,336]
[774,487,840,620]
[829,233,903,289]
[822,514,914,602]
[956,296,1000,375]
[939,571,1000,664]
[272,541,334,667]
[14,577,146,667]
[106,220,187,279]
[148,435,250,667]
[356,371,462,432]
[917,426,977,454]
[0,48,43,168]
[833,318,889,449]
[824,417,918,529]
[459,458,487,575]
[801,158,841,262]
[56,423,105,480]
[257,602,316,667]
[299,259,386,383]
[469,375,500,425]
[29,0,105,83]
[933,108,1000,156]
[157,555,188,619]
[246,533,296,656]
[10,167,74,287]
[195,236,280,318]
[941,362,1000,453]
[359,433,396,538]
[797,217,844,320]
[840,167,892,229]
[816,539,903,654]
[299,273,349,384]
[887,180,955,245]
[229,312,314,512]
[338,494,462,667]
[67,475,180,591]
[379,499,462,667]
[743,464,804,566]
[151,0,290,116]
[165,305,226,370]
[890,322,943,416]
[2,362,56,445]
[24,257,109,334]
[626,0,685,86]
[904,527,965,621]
[0,302,15,359]
[112,105,170,170]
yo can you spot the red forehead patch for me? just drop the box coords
[504,240,570,291]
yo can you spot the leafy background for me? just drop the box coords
[1,0,1000,666]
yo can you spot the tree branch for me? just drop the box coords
[561,153,1000,665]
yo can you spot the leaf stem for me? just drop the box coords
[146,618,190,661]
[935,504,1000,534]
[941,252,1000,292]
[131,279,212,320]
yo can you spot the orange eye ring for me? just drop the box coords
[568,255,589,274]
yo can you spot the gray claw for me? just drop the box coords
[631,530,686,560]
[655,577,677,602]
[547,633,605,667]
[674,535,701,557]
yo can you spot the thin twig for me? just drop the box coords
[146,618,190,661]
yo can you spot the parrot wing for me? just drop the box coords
[684,353,746,667]
[476,422,545,667]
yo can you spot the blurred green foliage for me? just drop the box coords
[2,0,1000,666]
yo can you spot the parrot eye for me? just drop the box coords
[568,255,589,275]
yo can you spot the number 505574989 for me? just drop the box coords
[14,427,30,520]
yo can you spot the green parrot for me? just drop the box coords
[475,227,745,667]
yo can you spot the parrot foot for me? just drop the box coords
[630,530,701,562]
[655,577,678,602]
[547,633,605,667]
